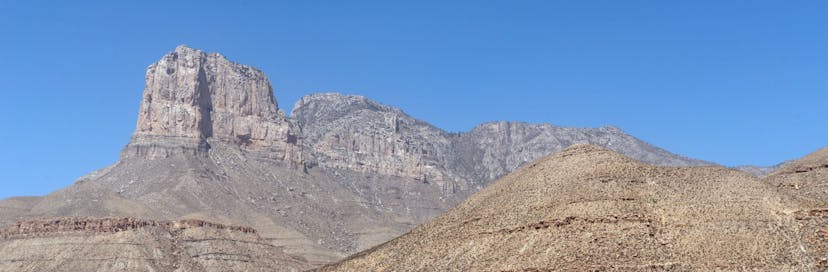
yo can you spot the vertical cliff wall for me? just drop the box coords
[125,45,301,163]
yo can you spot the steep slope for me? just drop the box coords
[0,197,40,227]
[763,147,828,269]
[765,147,828,204]
[23,141,424,261]
[320,145,819,271]
[452,121,709,183]
[126,45,301,161]
[293,93,710,193]
[293,93,467,193]
[0,218,311,272]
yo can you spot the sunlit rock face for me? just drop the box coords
[126,45,301,163]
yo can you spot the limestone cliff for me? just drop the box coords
[293,93,710,194]
[125,45,301,163]
[293,93,464,192]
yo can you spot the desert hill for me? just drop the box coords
[0,217,311,271]
[320,145,826,271]
[765,147,828,204]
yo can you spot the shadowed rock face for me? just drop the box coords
[319,145,824,271]
[127,45,301,162]
[0,217,312,272]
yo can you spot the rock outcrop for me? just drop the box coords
[0,217,256,239]
[294,93,710,194]
[9,48,432,267]
[125,45,301,163]
[293,93,463,192]
[0,217,311,272]
[319,145,820,271]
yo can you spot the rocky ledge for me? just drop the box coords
[0,217,256,239]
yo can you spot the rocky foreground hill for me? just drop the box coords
[320,145,828,271]
[0,218,311,271]
[0,46,722,270]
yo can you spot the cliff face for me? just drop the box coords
[293,93,710,194]
[293,93,464,192]
[126,45,301,162]
[10,48,432,267]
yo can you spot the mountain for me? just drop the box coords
[0,46,423,264]
[320,145,824,271]
[1,46,715,269]
[293,93,709,193]
[126,44,302,162]
[0,218,311,271]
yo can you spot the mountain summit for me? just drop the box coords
[126,45,301,162]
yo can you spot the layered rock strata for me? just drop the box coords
[0,217,311,272]
[293,93,710,194]
[293,94,462,192]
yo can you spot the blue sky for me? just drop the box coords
[0,1,826,198]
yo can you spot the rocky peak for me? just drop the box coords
[291,93,403,131]
[124,45,301,162]
[292,93,459,190]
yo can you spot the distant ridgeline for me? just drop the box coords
[8,46,809,272]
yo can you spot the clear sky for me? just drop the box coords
[0,1,826,199]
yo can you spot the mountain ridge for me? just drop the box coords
[293,92,711,192]
[0,46,761,271]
